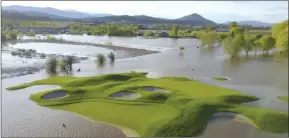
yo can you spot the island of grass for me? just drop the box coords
[278,96,288,103]
[212,76,228,81]
[7,72,288,137]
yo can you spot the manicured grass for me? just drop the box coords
[278,96,288,102]
[212,77,228,81]
[7,72,288,136]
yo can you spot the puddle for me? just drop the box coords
[109,91,141,100]
[142,86,170,93]
[41,90,68,100]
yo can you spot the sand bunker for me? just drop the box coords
[142,86,170,93]
[109,91,141,100]
[41,90,68,100]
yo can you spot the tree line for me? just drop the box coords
[197,21,288,58]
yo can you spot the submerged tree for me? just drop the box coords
[45,56,58,74]
[242,36,255,57]
[259,35,275,56]
[63,56,75,70]
[96,54,106,67]
[272,20,288,54]
[253,40,261,56]
[108,52,115,63]
[199,31,218,47]
[222,34,244,58]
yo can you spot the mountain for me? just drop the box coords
[2,10,70,21]
[2,5,215,25]
[2,5,113,19]
[176,13,215,25]
[223,21,272,27]
[83,14,216,25]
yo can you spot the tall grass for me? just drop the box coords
[108,52,115,63]
[45,56,58,73]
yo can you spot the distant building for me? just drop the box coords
[158,32,169,37]
[15,25,69,34]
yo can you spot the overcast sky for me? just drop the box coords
[2,1,288,23]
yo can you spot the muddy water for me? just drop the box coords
[2,72,126,137]
[2,36,288,137]
[196,113,287,138]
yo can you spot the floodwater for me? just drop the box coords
[2,35,288,137]
[9,42,113,57]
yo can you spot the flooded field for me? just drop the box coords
[2,35,288,137]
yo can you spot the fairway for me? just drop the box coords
[7,72,289,137]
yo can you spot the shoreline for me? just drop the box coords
[9,39,161,53]
[2,39,161,80]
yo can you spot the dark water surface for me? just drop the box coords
[2,35,288,137]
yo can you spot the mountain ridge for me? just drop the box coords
[2,5,113,18]
[222,20,273,27]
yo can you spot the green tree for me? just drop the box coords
[230,27,244,36]
[143,31,154,37]
[170,24,178,37]
[259,35,275,55]
[222,35,244,58]
[271,20,288,53]
[275,29,288,54]
[27,31,36,37]
[253,40,261,56]
[229,21,238,31]
[242,36,255,57]
[199,31,219,47]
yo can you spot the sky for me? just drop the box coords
[2,1,288,23]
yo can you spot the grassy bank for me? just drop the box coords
[212,77,228,81]
[278,96,288,102]
[7,72,288,136]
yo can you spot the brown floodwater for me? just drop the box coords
[2,36,288,137]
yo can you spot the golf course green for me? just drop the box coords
[7,72,288,137]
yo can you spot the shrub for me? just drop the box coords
[58,60,67,72]
[27,31,36,37]
[63,56,74,70]
[45,56,58,73]
[96,54,106,66]
[108,52,115,63]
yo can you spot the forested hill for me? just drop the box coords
[2,6,216,26]
[82,14,215,25]
[2,10,70,21]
